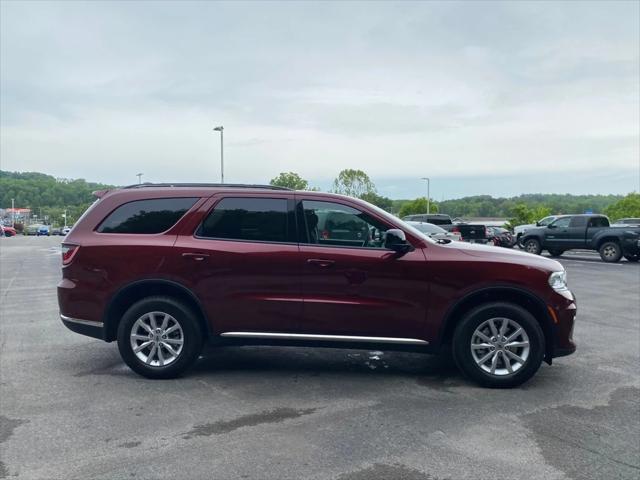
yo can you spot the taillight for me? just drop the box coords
[451,226,463,239]
[61,244,79,265]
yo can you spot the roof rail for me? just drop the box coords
[122,183,292,191]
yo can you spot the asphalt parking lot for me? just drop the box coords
[1,236,639,480]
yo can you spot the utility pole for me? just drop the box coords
[421,177,431,215]
[136,173,143,184]
[213,126,224,183]
[11,198,15,227]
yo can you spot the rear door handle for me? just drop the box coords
[182,252,210,261]
[307,258,335,268]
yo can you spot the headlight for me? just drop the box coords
[548,270,568,291]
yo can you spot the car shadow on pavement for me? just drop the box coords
[190,345,465,388]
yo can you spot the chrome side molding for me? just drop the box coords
[60,314,104,327]
[220,331,428,345]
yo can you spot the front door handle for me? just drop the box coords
[307,258,335,268]
[182,252,210,261]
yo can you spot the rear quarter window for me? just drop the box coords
[97,198,198,234]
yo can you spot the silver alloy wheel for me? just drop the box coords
[525,241,538,254]
[602,245,618,259]
[470,317,530,376]
[130,311,184,367]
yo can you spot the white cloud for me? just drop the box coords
[1,1,638,195]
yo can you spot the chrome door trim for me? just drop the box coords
[220,331,428,345]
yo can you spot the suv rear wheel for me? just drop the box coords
[117,296,204,379]
[547,249,564,257]
[452,302,545,388]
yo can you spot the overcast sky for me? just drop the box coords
[1,1,639,199]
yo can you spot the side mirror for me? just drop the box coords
[535,222,541,226]
[384,229,412,254]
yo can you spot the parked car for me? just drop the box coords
[58,183,576,387]
[405,221,462,242]
[487,227,516,248]
[611,218,640,227]
[24,224,39,235]
[514,216,559,247]
[62,226,72,235]
[402,213,453,225]
[2,225,17,237]
[521,214,640,262]
[51,227,63,236]
[36,225,50,236]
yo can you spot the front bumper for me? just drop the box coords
[60,314,105,340]
[549,294,577,359]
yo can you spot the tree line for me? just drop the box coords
[270,170,638,222]
[1,169,638,228]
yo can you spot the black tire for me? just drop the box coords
[547,249,564,257]
[452,302,545,388]
[117,296,204,379]
[523,238,542,255]
[516,234,524,249]
[599,241,622,263]
[624,254,639,262]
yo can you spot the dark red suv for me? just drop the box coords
[58,184,576,387]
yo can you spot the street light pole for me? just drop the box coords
[11,198,15,228]
[421,177,430,215]
[213,126,224,183]
[136,173,143,184]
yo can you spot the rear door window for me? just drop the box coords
[97,198,198,234]
[197,197,291,243]
[569,217,587,228]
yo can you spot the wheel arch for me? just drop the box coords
[437,286,555,363]
[103,279,211,342]
[594,236,621,250]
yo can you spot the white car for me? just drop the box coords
[514,216,558,245]
[62,226,71,235]
[406,221,462,242]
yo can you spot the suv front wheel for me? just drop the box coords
[452,302,545,388]
[117,296,204,379]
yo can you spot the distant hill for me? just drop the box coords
[392,193,623,218]
[0,169,625,224]
[0,170,114,210]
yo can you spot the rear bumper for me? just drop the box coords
[622,237,640,255]
[60,314,105,340]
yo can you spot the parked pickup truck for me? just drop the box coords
[521,214,640,262]
[401,214,488,243]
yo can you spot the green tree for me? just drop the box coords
[269,172,309,190]
[505,203,551,229]
[331,169,376,198]
[398,197,439,218]
[604,192,640,221]
[359,192,393,212]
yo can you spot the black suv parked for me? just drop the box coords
[521,214,640,262]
